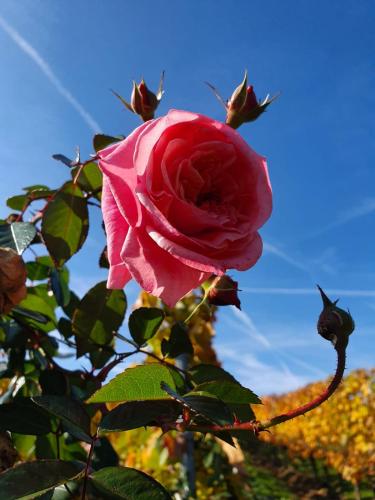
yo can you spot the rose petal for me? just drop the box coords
[121,227,210,307]
[102,177,132,289]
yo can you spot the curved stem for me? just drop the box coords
[259,346,346,431]
[183,346,346,434]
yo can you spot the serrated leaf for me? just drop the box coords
[162,322,193,358]
[41,182,89,267]
[189,364,238,385]
[7,194,28,211]
[90,466,172,499]
[0,460,85,500]
[129,307,164,346]
[23,184,50,192]
[93,134,124,153]
[0,222,36,254]
[72,281,126,345]
[87,365,179,403]
[161,383,234,426]
[192,380,261,404]
[32,395,92,443]
[0,398,52,435]
[100,400,180,432]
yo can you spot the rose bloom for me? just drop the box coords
[98,110,272,307]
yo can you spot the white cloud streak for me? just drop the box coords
[0,15,101,133]
[263,242,309,272]
[241,287,375,298]
[307,197,375,239]
[227,306,326,392]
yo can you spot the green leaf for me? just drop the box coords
[161,383,234,426]
[71,162,102,195]
[0,222,36,254]
[72,281,126,346]
[7,194,28,211]
[161,322,193,358]
[41,182,89,267]
[92,437,119,469]
[52,154,75,167]
[39,370,68,396]
[57,317,73,339]
[129,307,164,346]
[189,364,238,385]
[99,246,109,268]
[62,291,80,319]
[15,293,56,331]
[23,184,50,192]
[88,364,180,403]
[89,345,115,369]
[32,395,92,442]
[192,380,261,404]
[0,460,85,500]
[100,400,180,432]
[11,306,49,324]
[90,466,172,499]
[50,268,71,307]
[26,259,51,281]
[93,134,124,153]
[0,398,52,435]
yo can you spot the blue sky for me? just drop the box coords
[0,0,374,394]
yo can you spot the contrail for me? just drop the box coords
[241,287,375,298]
[0,15,101,133]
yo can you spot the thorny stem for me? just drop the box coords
[259,346,346,430]
[81,435,97,500]
[181,346,346,435]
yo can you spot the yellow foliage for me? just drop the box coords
[257,368,375,484]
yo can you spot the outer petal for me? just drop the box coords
[98,120,153,227]
[102,177,132,289]
[121,227,210,307]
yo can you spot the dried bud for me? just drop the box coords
[226,71,277,129]
[112,72,164,122]
[0,247,27,315]
[206,275,241,309]
[317,285,355,350]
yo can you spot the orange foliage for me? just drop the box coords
[257,368,375,484]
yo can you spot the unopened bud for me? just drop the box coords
[205,275,241,309]
[112,72,164,122]
[226,71,277,129]
[317,285,355,350]
[0,247,27,315]
[131,79,159,121]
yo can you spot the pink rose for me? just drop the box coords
[98,110,272,307]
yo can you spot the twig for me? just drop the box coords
[181,345,346,435]
[81,435,97,500]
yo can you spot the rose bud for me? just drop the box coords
[0,247,27,315]
[226,71,277,129]
[206,275,241,309]
[317,285,355,350]
[112,72,164,122]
